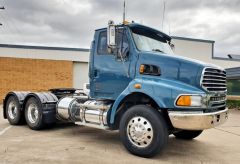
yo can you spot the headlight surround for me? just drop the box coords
[175,95,206,108]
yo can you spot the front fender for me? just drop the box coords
[109,77,205,124]
[109,78,170,124]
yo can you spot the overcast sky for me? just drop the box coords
[0,0,239,57]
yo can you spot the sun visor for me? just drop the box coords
[128,23,171,43]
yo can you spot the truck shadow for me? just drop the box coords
[43,123,212,159]
[156,136,211,160]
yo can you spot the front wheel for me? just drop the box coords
[119,105,168,158]
[173,130,203,140]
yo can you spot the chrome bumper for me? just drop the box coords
[168,108,229,130]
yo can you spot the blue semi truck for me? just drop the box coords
[3,21,228,157]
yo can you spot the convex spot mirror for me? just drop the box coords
[170,42,175,51]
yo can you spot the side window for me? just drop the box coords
[116,29,129,58]
[97,31,109,55]
[116,29,128,49]
[97,29,129,56]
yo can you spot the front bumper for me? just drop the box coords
[168,108,229,130]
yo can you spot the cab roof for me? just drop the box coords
[95,22,171,43]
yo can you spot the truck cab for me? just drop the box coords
[90,21,228,128]
[3,21,228,158]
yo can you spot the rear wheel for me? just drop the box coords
[119,105,168,157]
[6,96,24,125]
[173,130,203,140]
[25,97,44,130]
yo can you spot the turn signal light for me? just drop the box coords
[176,95,191,106]
[134,83,141,89]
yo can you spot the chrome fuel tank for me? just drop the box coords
[56,97,111,126]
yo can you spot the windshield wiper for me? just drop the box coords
[152,49,165,53]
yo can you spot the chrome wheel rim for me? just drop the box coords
[8,101,17,120]
[27,104,39,124]
[127,116,153,148]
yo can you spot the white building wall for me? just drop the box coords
[73,62,89,89]
[172,39,240,69]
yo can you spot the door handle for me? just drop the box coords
[94,69,99,77]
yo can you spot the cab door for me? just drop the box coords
[90,28,133,100]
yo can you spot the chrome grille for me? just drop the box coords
[209,95,226,108]
[201,67,227,92]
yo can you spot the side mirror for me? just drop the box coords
[107,20,116,52]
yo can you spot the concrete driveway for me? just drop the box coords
[0,105,240,164]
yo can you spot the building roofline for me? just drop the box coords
[0,36,215,51]
[0,44,90,52]
[225,67,240,71]
[171,36,215,44]
[213,56,240,62]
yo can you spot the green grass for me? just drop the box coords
[227,100,240,110]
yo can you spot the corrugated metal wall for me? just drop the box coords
[226,67,240,79]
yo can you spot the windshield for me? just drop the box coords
[132,32,174,55]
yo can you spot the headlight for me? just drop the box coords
[175,95,205,107]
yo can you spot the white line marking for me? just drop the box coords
[0,126,12,136]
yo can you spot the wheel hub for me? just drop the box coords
[134,124,144,137]
[127,116,153,148]
[8,102,17,119]
[28,104,39,124]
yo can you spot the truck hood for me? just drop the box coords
[138,52,218,89]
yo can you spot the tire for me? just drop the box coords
[119,105,168,158]
[25,97,44,130]
[6,96,24,125]
[173,130,203,140]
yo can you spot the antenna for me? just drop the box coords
[162,1,166,31]
[168,23,171,35]
[123,0,126,23]
[0,6,5,26]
